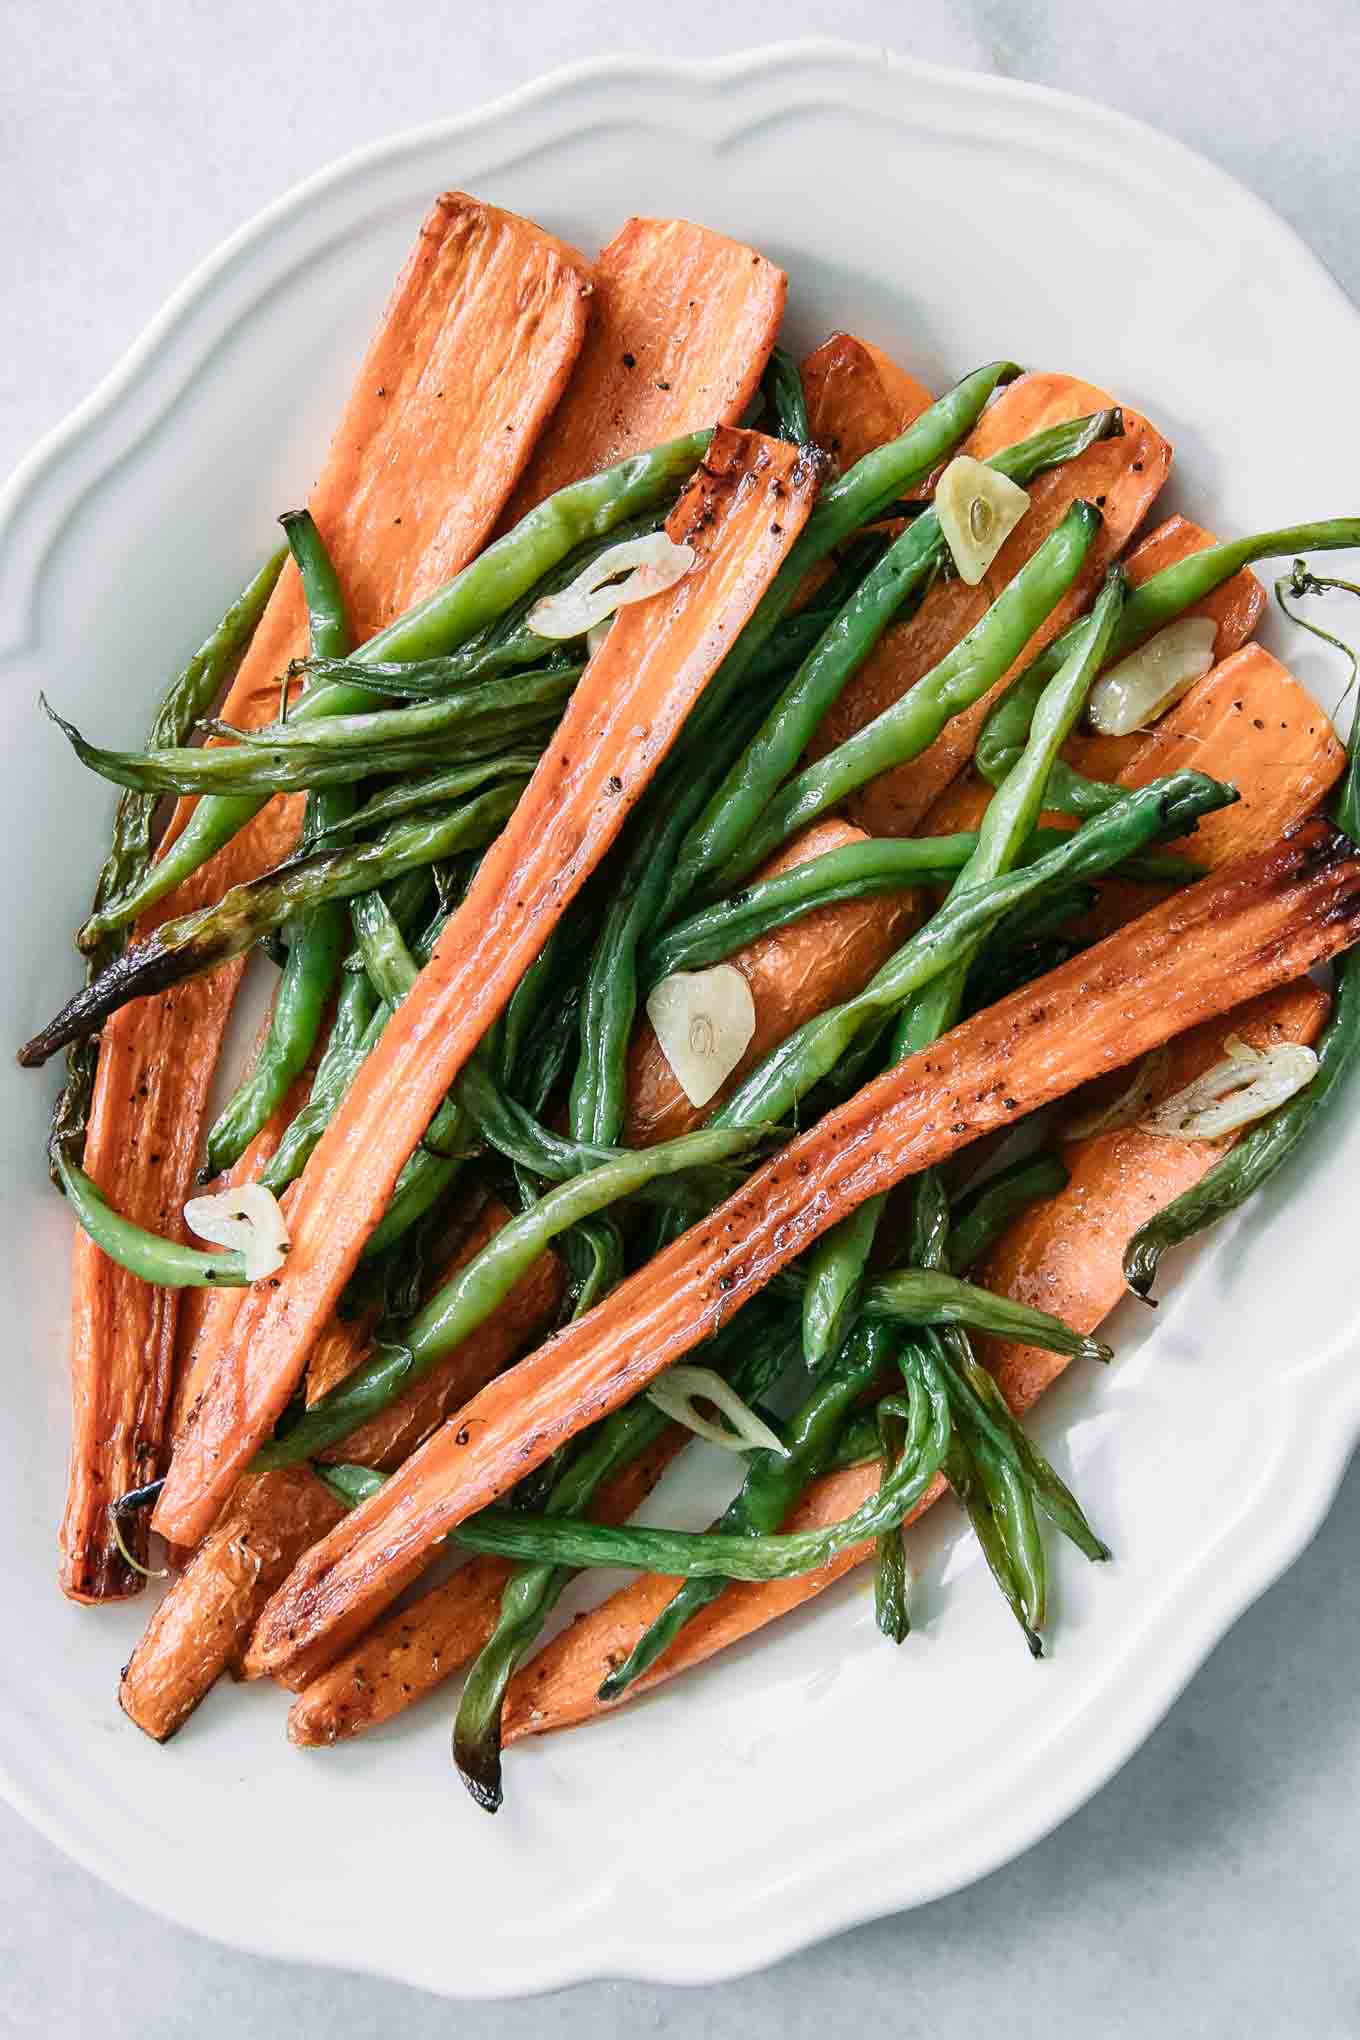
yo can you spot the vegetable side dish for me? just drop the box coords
[22,191,1360,1813]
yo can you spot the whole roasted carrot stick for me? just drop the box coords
[242,818,1360,1680]
[119,1469,347,1743]
[503,216,785,518]
[153,428,822,1550]
[62,195,592,1601]
[499,976,1329,1739]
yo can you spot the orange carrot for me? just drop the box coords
[503,217,785,518]
[119,1469,346,1742]
[801,332,935,473]
[624,819,916,1145]
[63,196,591,1602]
[152,429,822,1551]
[120,1217,561,1737]
[805,373,1172,840]
[500,976,1328,1738]
[241,820,1360,1681]
[1116,643,1344,861]
[284,1428,692,1737]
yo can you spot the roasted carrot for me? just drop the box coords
[119,1214,561,1736]
[1061,644,1345,946]
[924,512,1268,835]
[1061,513,1267,787]
[152,429,822,1551]
[63,195,591,1601]
[624,819,916,1145]
[499,977,1328,1737]
[242,819,1360,1681]
[284,1427,692,1736]
[801,333,935,473]
[1115,643,1344,862]
[119,1469,346,1742]
[806,373,1172,839]
[503,217,785,518]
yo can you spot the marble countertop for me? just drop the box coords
[6,3,1359,2032]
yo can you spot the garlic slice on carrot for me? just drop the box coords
[1085,617,1217,736]
[528,533,695,640]
[184,1181,290,1281]
[647,1365,788,1455]
[1139,1035,1317,1140]
[935,456,1031,585]
[646,964,756,1107]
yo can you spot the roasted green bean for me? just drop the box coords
[760,346,811,443]
[668,411,1121,910]
[203,512,353,1175]
[712,770,1234,1129]
[21,784,524,1065]
[696,501,1102,896]
[947,1153,1070,1273]
[77,433,711,940]
[454,1345,949,1581]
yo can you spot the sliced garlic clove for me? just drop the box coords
[528,533,695,641]
[1139,1038,1317,1140]
[1085,617,1217,736]
[184,1180,290,1281]
[935,455,1031,586]
[645,963,756,1108]
[646,1365,788,1455]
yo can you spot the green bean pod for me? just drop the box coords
[699,501,1102,896]
[760,346,811,443]
[799,1197,886,1375]
[862,1268,1111,1364]
[454,1345,950,1582]
[203,511,354,1175]
[710,770,1235,1129]
[316,754,542,841]
[56,1153,247,1288]
[872,1399,913,1644]
[21,783,525,1066]
[668,410,1122,911]
[52,665,576,798]
[251,1124,764,1468]
[946,1153,1070,1273]
[78,433,712,939]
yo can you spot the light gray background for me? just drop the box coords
[5,3,1359,2034]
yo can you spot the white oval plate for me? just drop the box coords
[3,40,1358,2000]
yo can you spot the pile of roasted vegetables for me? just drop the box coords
[22,192,1360,1812]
